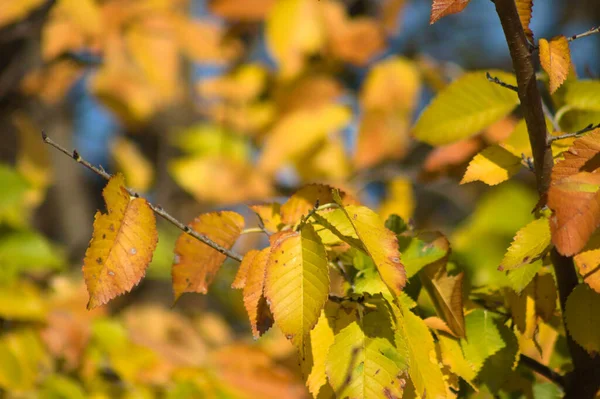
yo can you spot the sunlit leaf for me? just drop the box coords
[413,71,519,145]
[82,174,158,309]
[461,145,522,186]
[507,260,543,294]
[264,225,329,352]
[354,111,410,169]
[460,309,505,373]
[336,202,407,296]
[0,328,50,391]
[563,80,600,112]
[548,129,600,255]
[0,283,46,321]
[539,36,571,94]
[516,0,534,43]
[436,332,477,388]
[379,178,415,222]
[327,301,408,398]
[303,305,336,397]
[280,184,358,226]
[398,231,449,278]
[0,0,45,29]
[565,284,600,354]
[209,0,276,21]
[172,211,244,300]
[395,301,446,398]
[232,249,259,290]
[243,248,274,338]
[574,231,600,293]
[249,203,283,233]
[499,217,551,271]
[429,0,471,24]
[111,137,154,193]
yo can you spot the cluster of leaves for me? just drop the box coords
[2,0,600,398]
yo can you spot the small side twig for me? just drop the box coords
[520,354,566,388]
[42,132,243,263]
[486,72,518,92]
[568,26,600,42]
[547,123,600,145]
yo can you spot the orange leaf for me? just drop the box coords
[574,232,600,294]
[354,111,410,169]
[243,248,274,338]
[208,0,276,21]
[430,0,471,24]
[249,203,282,233]
[423,138,481,174]
[82,174,158,309]
[548,129,600,255]
[516,0,534,44]
[539,36,571,94]
[172,211,244,300]
[280,184,359,226]
[232,249,260,290]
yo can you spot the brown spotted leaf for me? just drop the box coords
[548,129,600,255]
[232,249,260,290]
[83,174,158,309]
[430,0,471,24]
[243,248,274,338]
[172,211,244,300]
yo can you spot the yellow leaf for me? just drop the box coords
[395,302,446,398]
[82,174,158,309]
[249,203,282,233]
[258,104,351,174]
[436,332,477,389]
[430,0,471,24]
[111,137,154,193]
[574,231,600,294]
[264,225,329,353]
[354,111,410,169]
[516,0,534,43]
[534,272,557,322]
[243,248,274,338]
[0,0,45,29]
[565,284,600,354]
[172,211,244,300]
[379,178,415,222]
[266,0,324,78]
[461,145,522,186]
[563,80,600,112]
[303,305,336,397]
[500,217,551,271]
[296,135,351,181]
[327,302,408,398]
[232,249,259,290]
[197,64,268,103]
[336,203,407,295]
[508,282,537,339]
[57,0,102,36]
[413,71,519,146]
[360,57,421,113]
[539,36,571,94]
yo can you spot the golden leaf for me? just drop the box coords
[461,145,522,186]
[430,0,471,24]
[516,0,534,43]
[172,211,244,300]
[242,248,274,338]
[83,174,158,309]
[539,36,571,94]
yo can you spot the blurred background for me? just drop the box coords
[0,0,598,397]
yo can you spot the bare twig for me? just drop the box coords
[520,355,566,388]
[42,132,243,263]
[486,72,518,92]
[568,26,600,42]
[547,123,600,144]
[541,101,561,132]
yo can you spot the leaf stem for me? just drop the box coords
[42,132,243,263]
[241,227,268,235]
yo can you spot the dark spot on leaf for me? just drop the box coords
[375,369,380,375]
[102,234,106,239]
[523,256,530,263]
[96,257,103,264]
[109,224,115,232]
[581,263,587,270]
[383,388,396,399]
[498,265,505,271]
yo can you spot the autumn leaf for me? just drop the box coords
[232,249,259,290]
[111,137,154,193]
[0,0,46,29]
[242,248,274,338]
[249,203,282,233]
[208,0,276,21]
[394,301,446,398]
[82,174,158,309]
[565,284,600,354]
[336,201,407,296]
[461,145,522,186]
[516,0,534,43]
[172,211,244,301]
[429,0,471,25]
[327,301,408,398]
[413,71,519,146]
[573,231,600,294]
[539,36,571,94]
[264,225,329,352]
[507,282,537,339]
[378,178,415,222]
[303,305,337,397]
[436,332,477,388]
[548,129,600,255]
[499,217,551,271]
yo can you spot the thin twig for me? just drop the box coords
[568,26,600,42]
[520,354,566,388]
[547,123,600,144]
[42,132,243,263]
[486,72,518,92]
[541,101,561,132]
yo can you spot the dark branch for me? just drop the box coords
[520,355,566,388]
[548,123,600,144]
[42,132,243,263]
[486,72,518,92]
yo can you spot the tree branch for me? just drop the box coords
[493,1,600,397]
[520,354,565,388]
[42,132,244,263]
[568,26,600,42]
[548,123,600,144]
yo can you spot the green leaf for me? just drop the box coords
[460,309,506,373]
[506,259,543,294]
[398,231,449,278]
[499,217,551,271]
[477,323,519,394]
[564,80,600,111]
[41,375,86,399]
[385,214,408,235]
[565,284,600,354]
[436,332,477,388]
[0,165,31,227]
[264,224,329,353]
[413,71,519,146]
[394,301,447,398]
[326,301,408,398]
